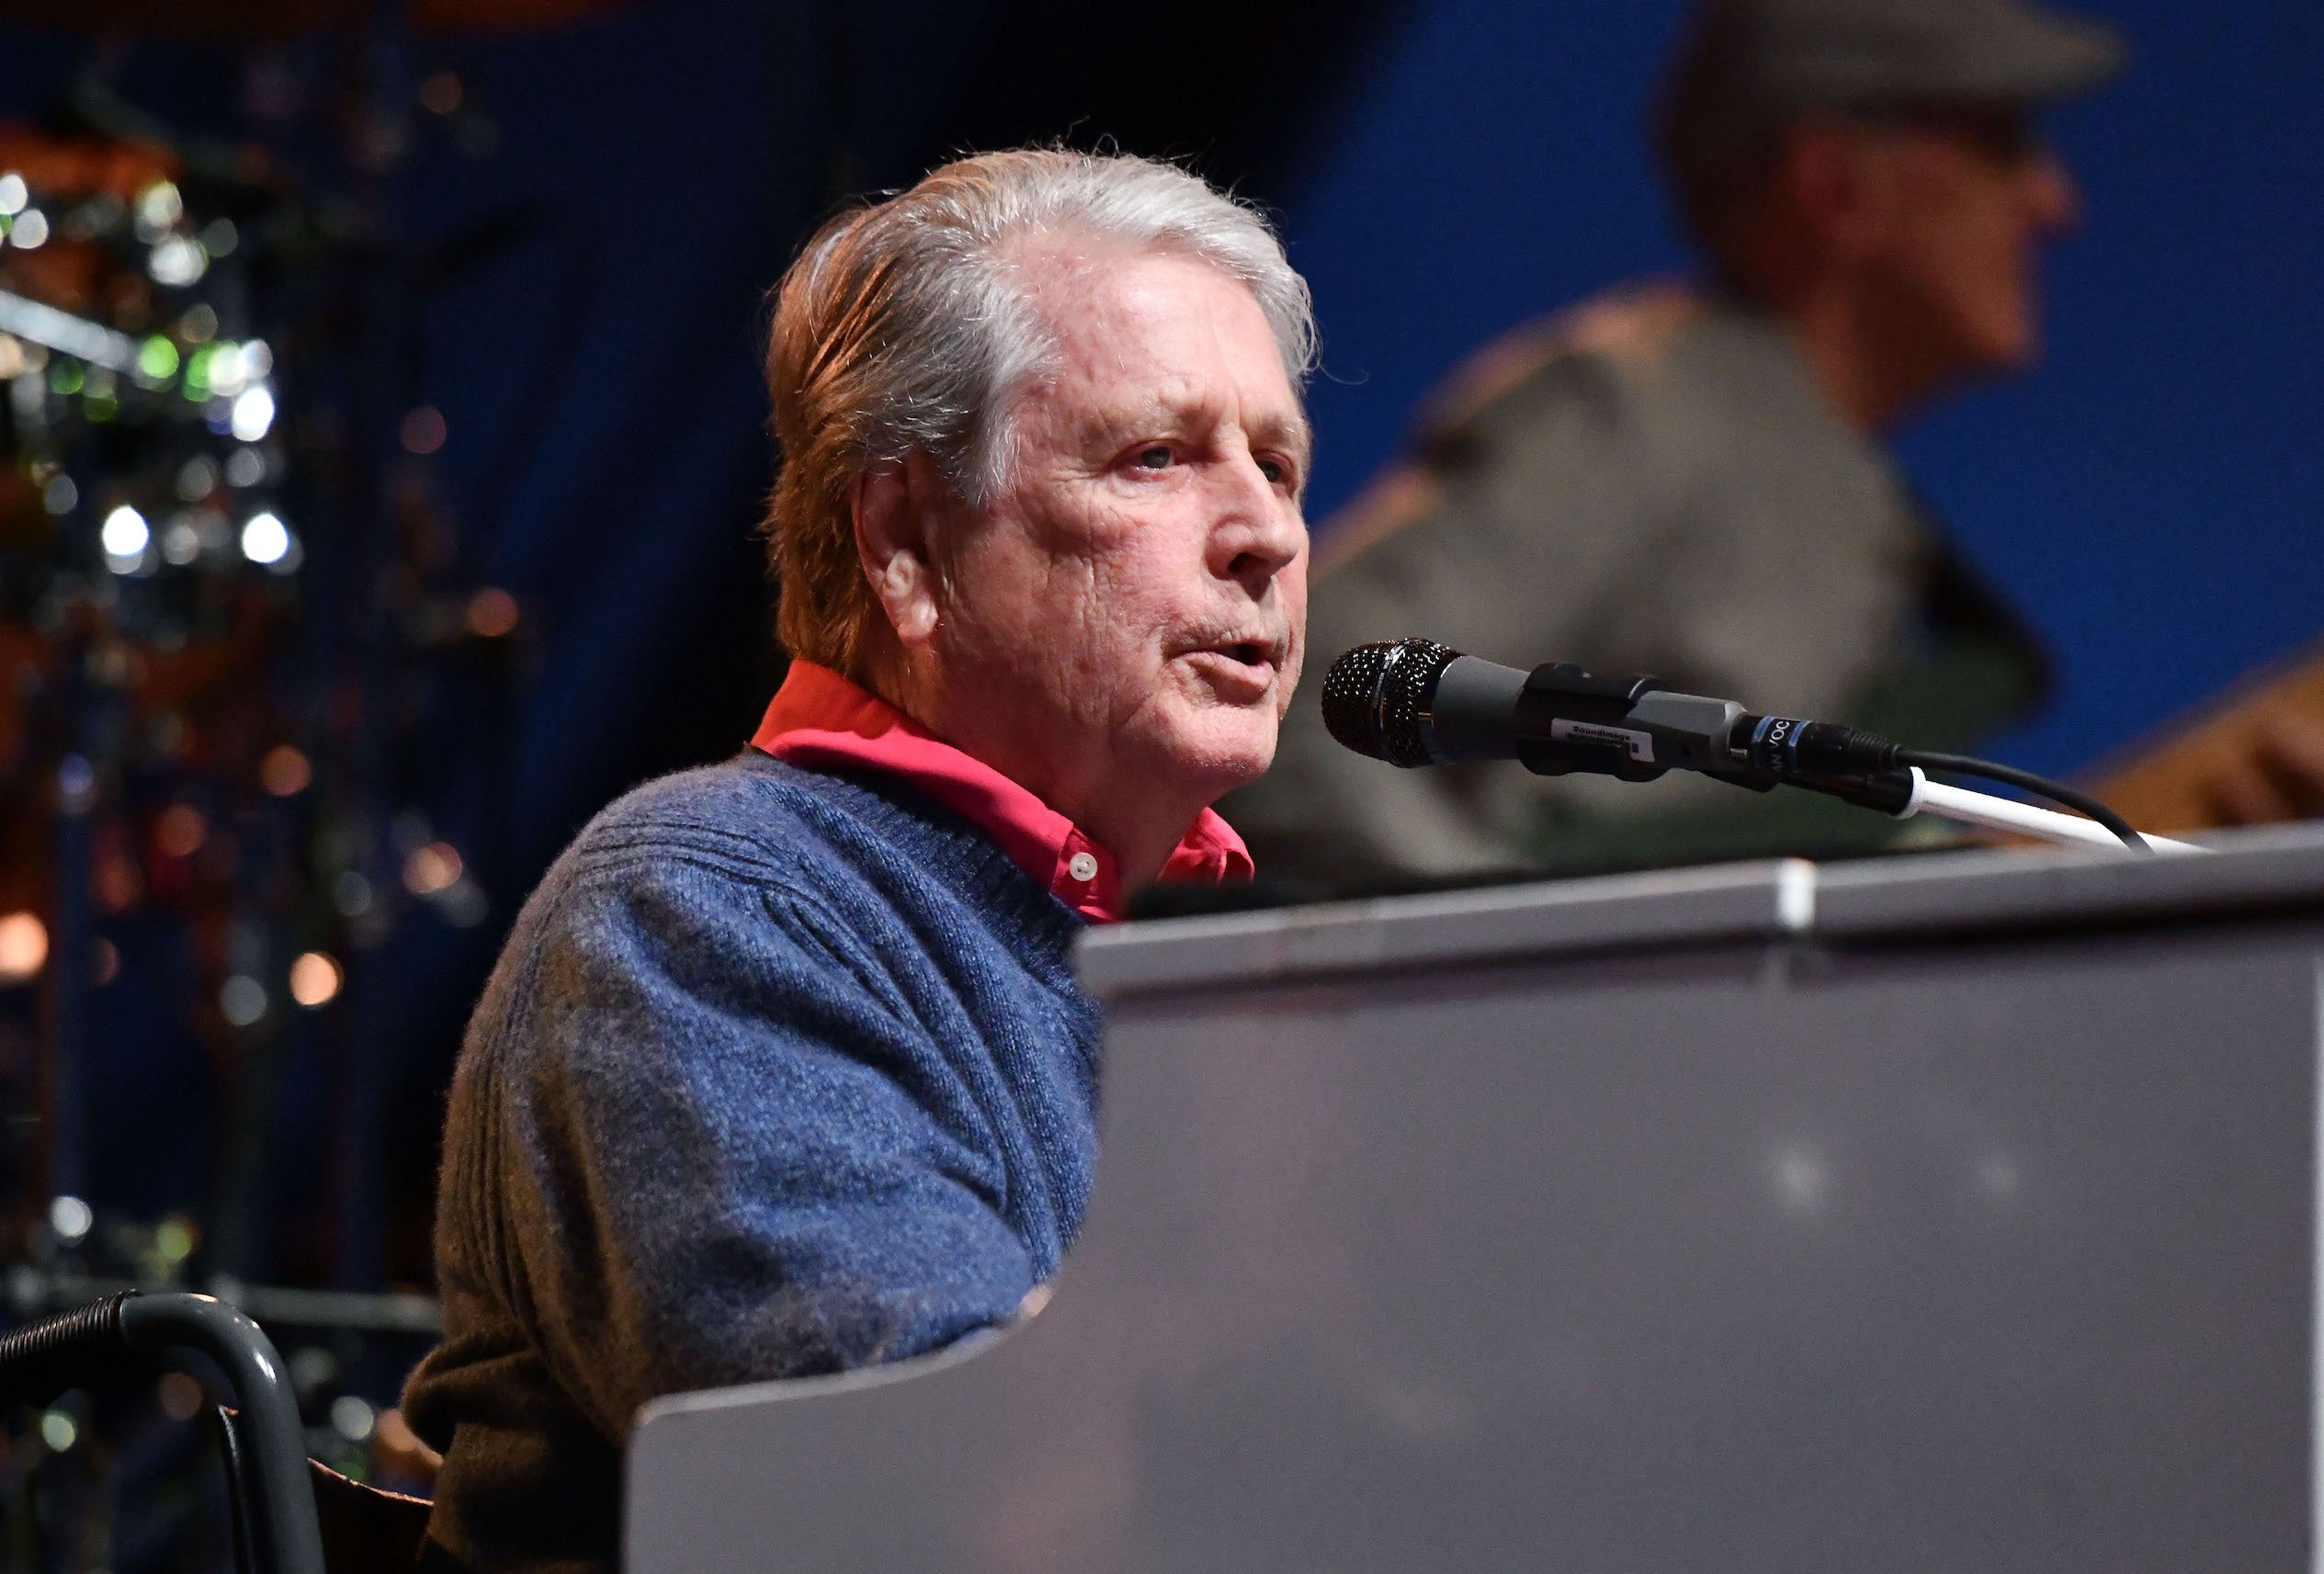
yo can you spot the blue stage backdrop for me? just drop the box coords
[1283,0,2323,776]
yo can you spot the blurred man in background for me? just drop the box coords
[1233,0,2126,885]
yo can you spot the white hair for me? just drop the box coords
[763,148,1317,676]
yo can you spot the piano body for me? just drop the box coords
[628,826,2324,1573]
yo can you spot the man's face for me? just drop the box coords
[1857,106,2081,374]
[929,244,1310,831]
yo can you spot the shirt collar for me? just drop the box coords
[749,660,1253,923]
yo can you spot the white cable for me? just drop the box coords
[1897,768,2206,855]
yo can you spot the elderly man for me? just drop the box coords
[1232,0,2124,885]
[400,149,1313,1572]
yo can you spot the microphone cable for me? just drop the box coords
[1889,750,2150,854]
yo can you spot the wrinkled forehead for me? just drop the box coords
[1006,239,1310,450]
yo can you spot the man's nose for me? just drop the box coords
[2025,148,2081,234]
[1208,453,1305,596]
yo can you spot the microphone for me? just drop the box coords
[1319,639,2160,854]
[1320,638,1903,796]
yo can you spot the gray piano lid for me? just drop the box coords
[1813,819,2324,938]
[1078,857,1817,1001]
[1080,821,2324,1000]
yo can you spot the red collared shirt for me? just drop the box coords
[750,661,1253,924]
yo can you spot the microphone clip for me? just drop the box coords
[1507,662,1744,784]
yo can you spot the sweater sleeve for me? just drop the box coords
[465,847,1037,1441]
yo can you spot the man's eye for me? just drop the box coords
[1257,457,1286,484]
[1135,445,1173,470]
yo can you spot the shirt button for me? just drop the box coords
[1066,851,1099,884]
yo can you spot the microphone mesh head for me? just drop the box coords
[1320,639,1460,767]
[1321,642,1395,759]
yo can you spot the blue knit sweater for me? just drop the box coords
[401,751,1102,1573]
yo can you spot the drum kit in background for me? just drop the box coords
[0,2,625,1565]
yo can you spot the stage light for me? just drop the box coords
[176,455,219,500]
[139,335,180,381]
[101,504,150,560]
[135,180,184,239]
[149,236,208,288]
[225,446,266,488]
[0,173,24,215]
[231,384,275,441]
[261,744,312,796]
[204,344,247,395]
[331,1395,378,1443]
[160,515,200,563]
[155,1217,196,1263]
[9,209,49,250]
[467,586,520,638]
[155,804,208,858]
[332,870,374,917]
[96,855,142,911]
[48,1195,91,1242]
[39,1412,76,1453]
[289,950,344,1008]
[41,474,76,515]
[219,974,267,1026]
[419,71,464,114]
[439,878,488,928]
[187,341,237,397]
[0,912,48,981]
[241,341,273,379]
[56,755,94,813]
[290,1348,339,1390]
[403,841,462,895]
[400,404,447,455]
[158,1372,204,1421]
[241,510,289,565]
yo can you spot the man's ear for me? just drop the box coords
[1784,119,1888,261]
[852,454,945,648]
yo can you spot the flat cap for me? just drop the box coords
[1655,0,2126,220]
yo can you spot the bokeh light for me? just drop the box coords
[289,950,345,1008]
[467,587,520,638]
[230,385,276,442]
[0,912,48,981]
[100,504,150,561]
[155,804,208,858]
[219,975,267,1027]
[157,1372,205,1421]
[403,842,463,896]
[261,744,312,797]
[48,1195,92,1242]
[240,511,290,565]
[400,405,448,455]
